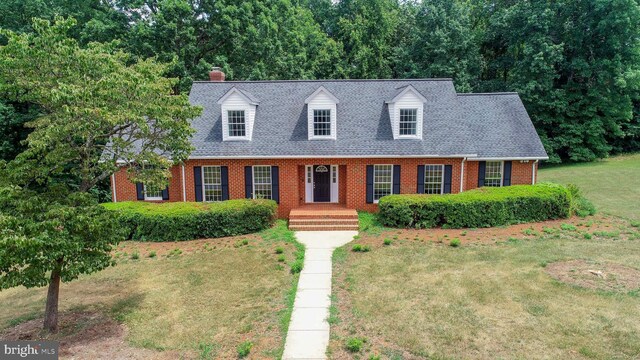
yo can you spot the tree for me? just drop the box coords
[394,0,482,91]
[0,17,202,332]
[0,186,123,332]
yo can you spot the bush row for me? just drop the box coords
[102,199,277,241]
[378,183,573,229]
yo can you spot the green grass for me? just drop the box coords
[539,153,640,220]
[0,220,300,359]
[329,218,640,359]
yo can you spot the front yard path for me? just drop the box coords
[283,231,357,360]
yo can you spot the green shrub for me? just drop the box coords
[561,223,577,231]
[583,232,593,240]
[378,184,572,229]
[236,341,253,358]
[352,244,363,252]
[567,184,597,217]
[345,337,365,352]
[130,251,140,260]
[277,255,286,262]
[383,238,392,246]
[362,245,371,252]
[275,246,284,254]
[450,238,461,247]
[102,199,277,242]
[148,251,156,258]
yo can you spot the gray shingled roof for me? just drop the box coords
[187,79,547,159]
[457,93,547,158]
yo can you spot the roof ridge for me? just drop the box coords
[457,92,519,96]
[193,78,454,84]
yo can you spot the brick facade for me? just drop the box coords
[111,158,538,218]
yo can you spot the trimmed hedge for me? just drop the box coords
[102,199,277,241]
[378,183,572,229]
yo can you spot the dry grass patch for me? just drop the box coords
[329,215,640,359]
[545,260,640,293]
[0,220,300,359]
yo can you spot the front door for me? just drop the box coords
[313,165,331,202]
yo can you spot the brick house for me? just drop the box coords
[110,69,548,229]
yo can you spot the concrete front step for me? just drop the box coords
[289,224,360,231]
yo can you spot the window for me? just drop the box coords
[203,166,222,202]
[399,108,417,136]
[313,109,331,136]
[332,165,337,183]
[144,185,163,201]
[424,165,444,194]
[485,161,503,187]
[228,110,246,137]
[373,165,393,202]
[253,165,272,199]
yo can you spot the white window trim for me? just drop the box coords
[252,165,272,200]
[373,164,394,204]
[424,164,445,195]
[202,165,223,202]
[398,108,419,138]
[224,109,250,141]
[485,160,504,187]
[311,109,334,139]
[143,184,163,201]
[306,87,338,140]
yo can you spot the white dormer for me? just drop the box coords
[386,85,427,140]
[305,86,339,140]
[217,87,259,141]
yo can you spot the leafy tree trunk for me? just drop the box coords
[43,260,62,333]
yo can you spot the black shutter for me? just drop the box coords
[417,165,425,194]
[271,166,279,204]
[392,165,401,194]
[136,183,144,200]
[443,165,453,194]
[162,186,169,200]
[194,166,203,202]
[503,161,512,186]
[366,165,374,203]
[245,166,253,199]
[221,166,229,200]
[478,161,486,187]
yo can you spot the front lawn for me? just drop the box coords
[0,220,301,359]
[329,215,640,359]
[538,153,640,220]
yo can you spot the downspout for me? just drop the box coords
[181,165,187,202]
[111,174,117,203]
[532,160,538,184]
[460,157,466,193]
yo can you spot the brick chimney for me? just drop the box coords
[209,67,225,81]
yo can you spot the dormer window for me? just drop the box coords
[217,87,259,141]
[313,109,332,136]
[386,85,426,140]
[228,110,246,137]
[399,108,417,136]
[305,86,339,140]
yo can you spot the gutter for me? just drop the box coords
[532,160,538,184]
[467,157,549,161]
[187,154,478,160]
[181,165,187,202]
[111,174,117,203]
[460,157,466,193]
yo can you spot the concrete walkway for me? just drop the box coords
[282,231,357,360]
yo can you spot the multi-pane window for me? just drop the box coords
[399,109,417,136]
[424,165,444,194]
[485,161,503,187]
[203,166,222,202]
[228,110,246,137]
[313,109,331,136]
[144,185,162,200]
[373,165,393,202]
[332,165,337,183]
[253,166,272,199]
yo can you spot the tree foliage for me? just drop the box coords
[0,17,202,192]
[0,0,639,162]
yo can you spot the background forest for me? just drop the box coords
[1,0,639,164]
